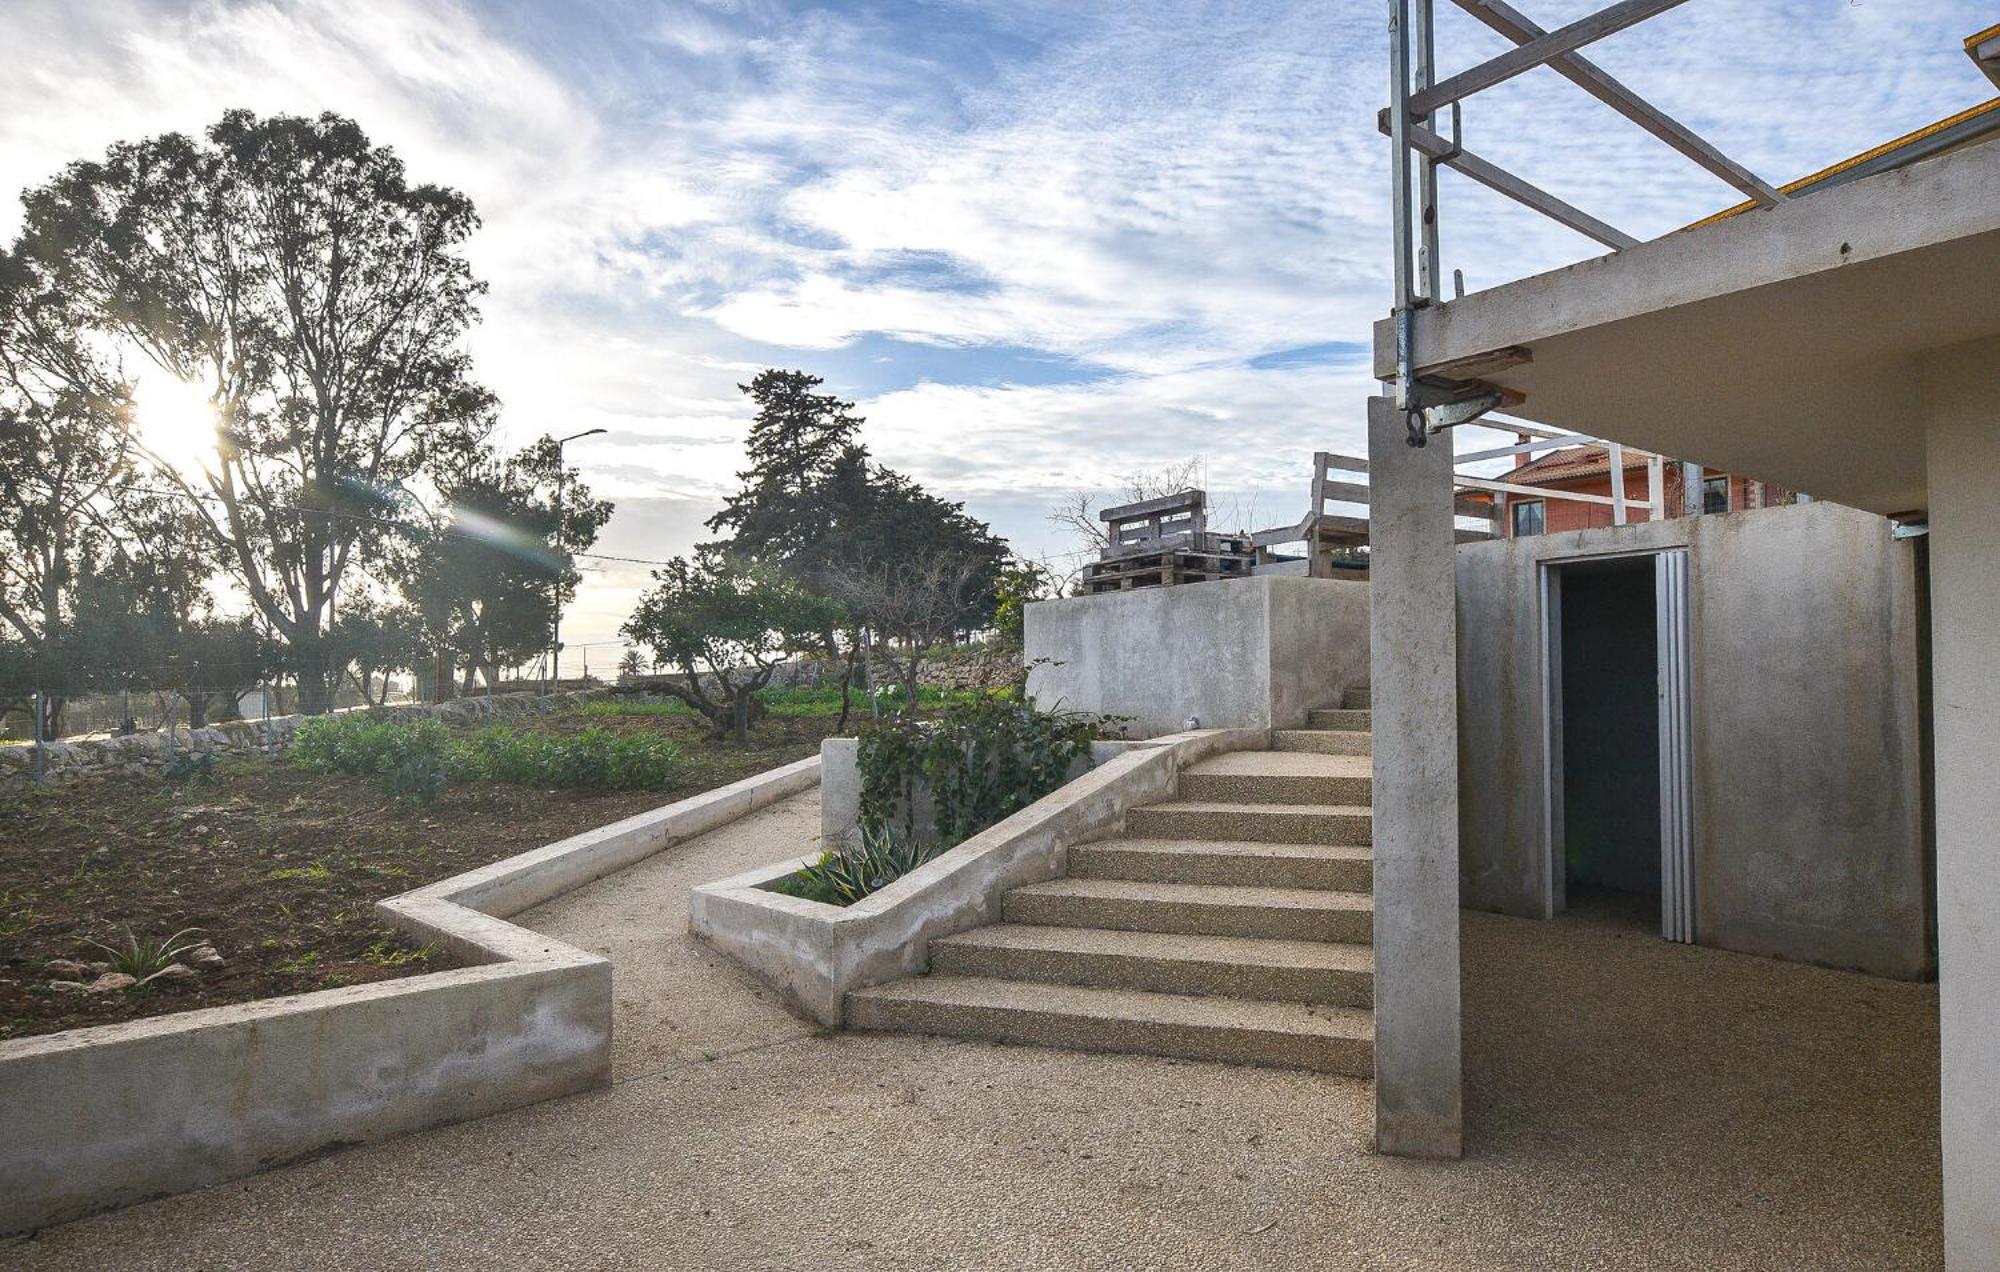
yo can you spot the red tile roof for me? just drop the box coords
[1503,444,1656,487]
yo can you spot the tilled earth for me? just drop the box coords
[0,709,835,1041]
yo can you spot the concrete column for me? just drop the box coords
[1366,395,1463,1158]
[1923,337,2000,1270]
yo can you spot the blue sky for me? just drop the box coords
[1,0,1993,644]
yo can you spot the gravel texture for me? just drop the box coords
[0,803,1941,1270]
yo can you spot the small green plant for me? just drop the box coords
[363,939,433,968]
[386,750,449,807]
[445,725,682,791]
[292,714,447,776]
[275,949,321,974]
[264,860,333,882]
[84,926,208,979]
[774,826,944,907]
[857,694,1103,848]
[162,750,219,787]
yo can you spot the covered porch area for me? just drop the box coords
[1367,109,1997,1265]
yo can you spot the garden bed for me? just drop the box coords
[0,706,838,1041]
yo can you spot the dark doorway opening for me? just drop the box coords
[1557,557,1660,923]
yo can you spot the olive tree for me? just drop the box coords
[621,551,840,746]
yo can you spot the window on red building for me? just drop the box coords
[1512,499,1545,537]
[1702,475,1730,514]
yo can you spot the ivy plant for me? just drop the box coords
[856,694,1103,849]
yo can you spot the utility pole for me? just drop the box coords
[550,428,606,689]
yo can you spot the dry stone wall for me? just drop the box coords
[0,689,613,787]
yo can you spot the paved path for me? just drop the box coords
[1,795,1942,1270]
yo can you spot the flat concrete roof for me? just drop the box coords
[1373,137,2000,517]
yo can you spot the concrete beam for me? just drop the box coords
[1367,396,1463,1159]
[1922,336,2000,1268]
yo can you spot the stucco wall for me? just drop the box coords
[1456,501,1930,980]
[1024,575,1369,739]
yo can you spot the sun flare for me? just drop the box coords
[133,374,220,472]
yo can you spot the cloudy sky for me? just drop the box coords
[2,0,1992,651]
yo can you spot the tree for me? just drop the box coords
[831,547,996,713]
[992,558,1055,652]
[621,551,841,745]
[331,599,426,706]
[704,369,1009,728]
[160,617,273,727]
[18,110,493,713]
[0,247,137,736]
[397,433,612,694]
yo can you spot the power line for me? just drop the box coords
[18,475,678,568]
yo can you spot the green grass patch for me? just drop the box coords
[580,684,994,721]
[293,714,684,794]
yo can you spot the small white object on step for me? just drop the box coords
[1185,714,1201,730]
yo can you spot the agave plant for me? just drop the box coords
[84,926,209,979]
[791,826,942,907]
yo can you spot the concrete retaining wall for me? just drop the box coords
[692,730,1265,1024]
[1023,576,1369,738]
[0,756,820,1235]
[1456,501,1930,979]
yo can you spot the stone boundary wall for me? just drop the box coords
[0,689,615,787]
[0,754,820,1236]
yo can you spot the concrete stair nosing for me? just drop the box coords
[1067,838,1372,891]
[930,924,1374,1006]
[845,975,1375,1075]
[1125,801,1372,847]
[1003,877,1373,943]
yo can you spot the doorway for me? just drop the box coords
[1540,550,1695,941]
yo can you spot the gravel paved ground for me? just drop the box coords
[1,794,1941,1270]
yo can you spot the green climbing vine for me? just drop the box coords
[857,694,1105,849]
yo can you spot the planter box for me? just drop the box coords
[691,731,1264,1025]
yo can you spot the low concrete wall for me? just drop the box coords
[1024,576,1369,738]
[0,756,819,1235]
[692,730,1265,1024]
[1456,502,1930,979]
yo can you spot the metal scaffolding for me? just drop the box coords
[1385,0,1786,447]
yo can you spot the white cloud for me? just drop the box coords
[2,0,1994,641]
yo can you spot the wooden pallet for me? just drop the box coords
[1084,541,1257,593]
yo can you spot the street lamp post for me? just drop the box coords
[551,428,606,689]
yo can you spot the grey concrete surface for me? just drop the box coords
[1368,395,1464,1160]
[1025,575,1369,738]
[513,791,827,1078]
[3,881,1940,1270]
[1454,502,1930,981]
[1922,335,2000,1269]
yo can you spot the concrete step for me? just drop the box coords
[1125,801,1372,847]
[1273,729,1372,756]
[930,924,1375,1006]
[846,975,1375,1075]
[1344,687,1371,710]
[1068,838,1372,892]
[1178,751,1372,805]
[1004,877,1373,943]
[1305,708,1372,732]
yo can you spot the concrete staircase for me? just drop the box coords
[847,690,1376,1074]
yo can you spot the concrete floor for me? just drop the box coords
[1,793,1941,1270]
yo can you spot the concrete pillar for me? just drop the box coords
[1923,337,2000,1270]
[1366,395,1463,1158]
